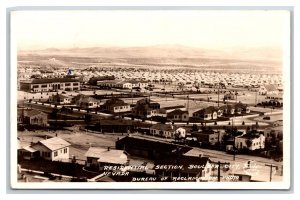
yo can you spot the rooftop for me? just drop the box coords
[36,137,71,151]
[84,147,127,165]
[29,78,81,84]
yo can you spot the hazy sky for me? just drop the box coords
[12,10,290,51]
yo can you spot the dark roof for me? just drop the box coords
[137,98,159,105]
[18,109,47,118]
[167,109,188,116]
[193,106,216,114]
[103,98,128,107]
[234,103,248,109]
[155,156,210,173]
[163,105,185,110]
[29,78,81,84]
[51,94,70,99]
[192,130,217,135]
[150,123,175,132]
[238,134,261,139]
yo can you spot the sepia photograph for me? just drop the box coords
[10,9,291,189]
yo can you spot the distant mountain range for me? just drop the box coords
[19,44,282,63]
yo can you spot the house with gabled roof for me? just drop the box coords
[220,104,235,115]
[167,109,189,122]
[193,106,217,120]
[150,123,176,138]
[73,94,100,108]
[235,103,250,114]
[235,131,265,151]
[101,98,131,113]
[132,98,161,118]
[17,109,48,127]
[49,93,71,105]
[31,137,71,162]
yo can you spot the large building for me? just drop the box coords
[19,78,81,92]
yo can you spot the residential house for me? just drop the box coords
[220,104,235,115]
[235,103,250,114]
[132,98,161,118]
[235,132,265,151]
[174,127,187,139]
[167,109,189,122]
[150,123,176,138]
[191,129,224,146]
[85,147,128,171]
[20,77,81,92]
[49,94,71,105]
[17,139,39,160]
[73,94,100,109]
[30,137,71,162]
[17,109,48,127]
[193,106,217,120]
[155,156,212,182]
[101,98,131,113]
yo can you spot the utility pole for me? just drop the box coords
[217,82,220,108]
[212,161,230,182]
[232,118,235,161]
[187,95,189,111]
[265,164,277,182]
[255,90,258,106]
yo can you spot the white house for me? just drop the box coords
[193,106,217,120]
[175,127,187,138]
[235,133,265,151]
[102,98,131,113]
[49,94,71,105]
[167,109,189,122]
[75,95,100,109]
[31,137,71,162]
[150,123,176,138]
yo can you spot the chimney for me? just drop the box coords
[45,135,48,140]
[107,147,110,151]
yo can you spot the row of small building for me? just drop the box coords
[36,91,251,121]
[19,77,151,93]
[17,134,266,182]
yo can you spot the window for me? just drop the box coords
[206,167,210,173]
[42,152,50,157]
[54,151,58,157]
[65,83,71,86]
[73,83,79,86]
[64,148,67,154]
[41,84,47,88]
